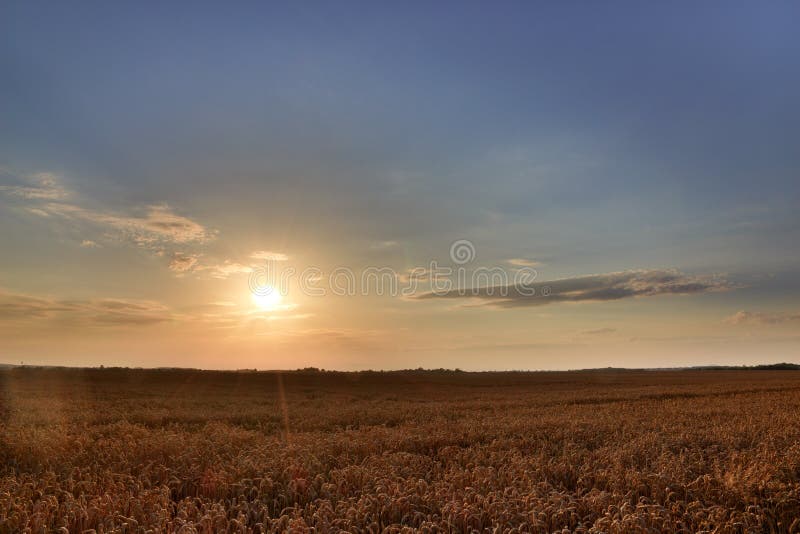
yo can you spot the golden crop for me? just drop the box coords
[1,368,800,533]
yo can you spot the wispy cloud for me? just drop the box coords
[251,250,289,261]
[1,170,215,252]
[87,299,172,325]
[168,252,200,273]
[200,260,253,279]
[726,310,800,325]
[0,289,171,326]
[177,300,304,330]
[0,292,76,319]
[397,267,434,284]
[185,249,289,279]
[0,289,299,329]
[1,169,232,282]
[0,172,68,200]
[169,251,283,279]
[38,202,214,247]
[580,327,617,336]
[507,258,540,267]
[370,240,399,250]
[416,268,735,308]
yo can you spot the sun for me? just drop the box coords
[251,286,283,310]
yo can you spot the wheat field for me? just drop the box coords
[2,367,800,533]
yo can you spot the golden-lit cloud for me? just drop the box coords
[169,252,284,279]
[38,202,214,247]
[200,260,253,279]
[168,252,200,273]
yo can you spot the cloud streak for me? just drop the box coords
[580,327,617,336]
[0,290,172,326]
[416,269,735,308]
[0,172,68,200]
[727,310,800,325]
[200,260,253,279]
[507,258,540,267]
[251,250,289,261]
[169,251,288,279]
[38,202,214,247]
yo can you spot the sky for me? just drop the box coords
[1,2,799,370]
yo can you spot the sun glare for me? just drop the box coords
[251,286,283,310]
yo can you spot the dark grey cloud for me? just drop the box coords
[416,269,735,308]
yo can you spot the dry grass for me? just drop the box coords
[2,367,800,533]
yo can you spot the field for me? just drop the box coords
[2,367,800,533]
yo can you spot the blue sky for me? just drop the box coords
[1,2,799,369]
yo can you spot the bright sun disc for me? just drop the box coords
[251,286,283,310]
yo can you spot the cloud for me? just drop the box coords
[199,260,253,279]
[0,292,76,319]
[256,328,381,351]
[2,169,215,255]
[87,299,171,325]
[250,250,289,261]
[89,314,169,326]
[169,252,200,273]
[166,250,288,279]
[370,240,399,250]
[580,327,617,335]
[0,285,307,329]
[169,250,287,279]
[507,258,540,267]
[38,202,214,247]
[0,290,171,326]
[415,268,735,308]
[0,172,68,200]
[26,208,52,217]
[80,240,100,248]
[167,254,262,279]
[397,267,433,284]
[175,300,304,330]
[726,310,800,325]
